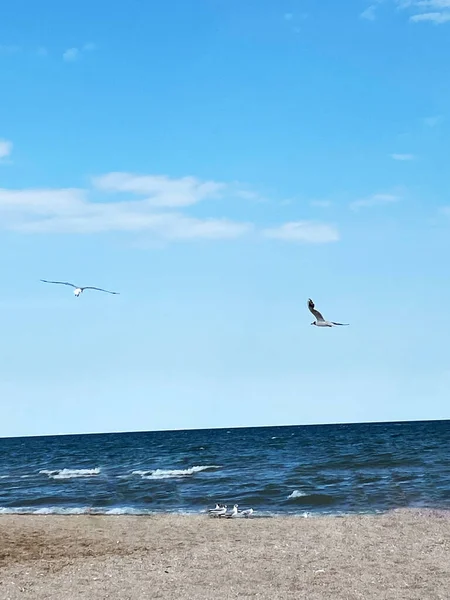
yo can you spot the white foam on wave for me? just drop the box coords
[288,490,307,499]
[131,465,220,480]
[39,468,101,480]
[0,475,9,479]
[0,506,166,516]
[0,506,88,515]
[102,507,154,515]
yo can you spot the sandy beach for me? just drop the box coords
[0,510,449,599]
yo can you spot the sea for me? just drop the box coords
[0,420,449,517]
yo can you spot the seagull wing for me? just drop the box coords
[332,322,349,326]
[40,280,77,288]
[308,298,324,321]
[81,287,119,295]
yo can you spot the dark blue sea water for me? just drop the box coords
[0,421,449,516]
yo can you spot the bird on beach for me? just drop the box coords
[220,504,239,518]
[40,280,119,298]
[240,508,254,518]
[208,504,227,517]
[308,298,348,327]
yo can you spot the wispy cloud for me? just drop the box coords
[395,0,450,22]
[262,221,339,243]
[282,11,307,33]
[63,42,96,62]
[0,139,12,161]
[414,0,450,7]
[390,153,415,161]
[63,48,80,62]
[350,192,402,210]
[0,44,20,54]
[0,188,249,240]
[92,172,225,208]
[410,10,450,21]
[0,172,340,244]
[424,115,444,127]
[360,5,377,20]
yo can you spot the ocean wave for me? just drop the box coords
[0,506,88,515]
[131,465,220,480]
[288,490,307,499]
[0,506,207,516]
[39,468,101,480]
[287,491,336,506]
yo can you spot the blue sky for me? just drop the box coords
[1,0,450,437]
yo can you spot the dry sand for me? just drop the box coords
[0,510,449,599]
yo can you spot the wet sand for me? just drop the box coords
[0,509,449,599]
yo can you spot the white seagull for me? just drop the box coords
[240,508,254,518]
[40,280,119,298]
[208,504,227,517]
[220,504,239,518]
[308,298,348,328]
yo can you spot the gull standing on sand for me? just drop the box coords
[308,298,348,328]
[40,280,119,298]
[220,504,239,518]
[240,508,254,518]
[208,505,227,517]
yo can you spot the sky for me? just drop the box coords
[1,0,450,437]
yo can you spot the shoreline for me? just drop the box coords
[0,505,449,517]
[1,509,449,599]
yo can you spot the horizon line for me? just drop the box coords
[1,417,448,441]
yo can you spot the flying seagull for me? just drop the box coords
[308,298,348,327]
[40,280,119,297]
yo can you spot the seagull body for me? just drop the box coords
[240,508,254,518]
[208,504,227,517]
[41,280,119,297]
[308,298,348,327]
[220,504,239,518]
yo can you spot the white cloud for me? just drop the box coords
[63,48,80,61]
[390,153,415,160]
[350,192,401,210]
[424,115,443,127]
[415,0,450,7]
[395,0,450,22]
[92,172,225,208]
[0,45,20,54]
[15,210,251,239]
[63,43,96,62]
[0,139,12,160]
[410,10,450,21]
[0,177,251,240]
[0,173,343,244]
[360,5,377,20]
[262,221,339,243]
